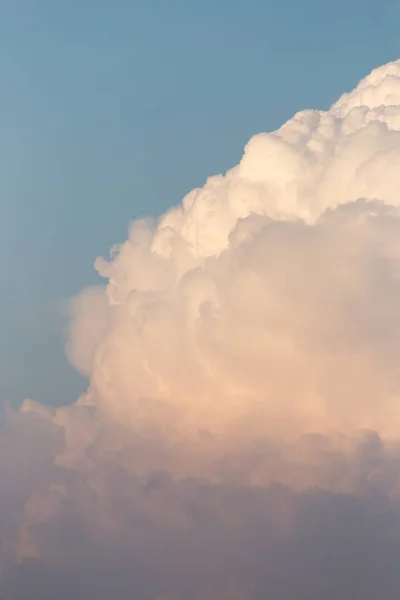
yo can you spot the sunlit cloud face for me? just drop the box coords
[3,60,400,600]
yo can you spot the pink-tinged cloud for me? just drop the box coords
[3,60,400,599]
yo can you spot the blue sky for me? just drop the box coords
[1,0,398,406]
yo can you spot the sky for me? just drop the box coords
[4,2,400,599]
[1,0,399,407]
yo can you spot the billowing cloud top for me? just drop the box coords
[3,60,400,600]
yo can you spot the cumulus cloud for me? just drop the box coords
[3,60,400,599]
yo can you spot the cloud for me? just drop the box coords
[65,285,110,376]
[3,60,400,599]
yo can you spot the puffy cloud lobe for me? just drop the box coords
[3,60,400,598]
[65,285,110,376]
